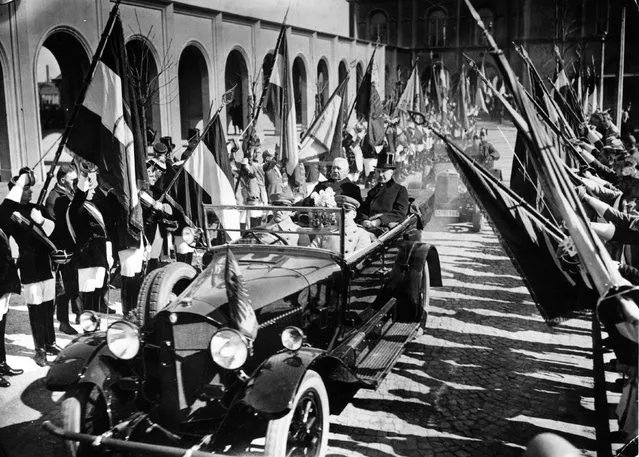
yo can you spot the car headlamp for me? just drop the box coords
[106,321,140,360]
[181,226,196,245]
[79,311,100,333]
[281,326,305,351]
[209,328,248,370]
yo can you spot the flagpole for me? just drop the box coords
[36,0,123,207]
[599,0,609,109]
[158,98,231,199]
[615,3,627,130]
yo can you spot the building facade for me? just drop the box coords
[0,0,386,180]
[351,0,638,126]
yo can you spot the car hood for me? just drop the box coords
[161,246,340,319]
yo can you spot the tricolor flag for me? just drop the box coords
[180,115,240,241]
[264,25,298,175]
[393,63,426,124]
[225,247,258,340]
[298,77,348,162]
[66,16,145,245]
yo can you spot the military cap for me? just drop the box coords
[335,195,360,211]
[270,193,294,206]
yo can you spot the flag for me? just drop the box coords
[355,51,385,150]
[393,63,425,118]
[225,247,258,340]
[264,25,298,175]
[438,131,597,324]
[66,16,144,246]
[298,78,348,162]
[179,115,240,240]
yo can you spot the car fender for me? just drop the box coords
[240,348,358,418]
[45,332,108,391]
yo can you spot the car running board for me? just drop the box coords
[354,321,419,389]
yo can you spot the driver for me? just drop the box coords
[262,194,307,246]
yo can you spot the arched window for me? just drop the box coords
[427,9,447,48]
[474,8,494,45]
[369,10,388,43]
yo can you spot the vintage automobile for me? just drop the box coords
[424,161,484,232]
[43,203,443,457]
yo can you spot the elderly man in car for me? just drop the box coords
[306,157,362,205]
[360,149,409,231]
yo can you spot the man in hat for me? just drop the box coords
[478,128,500,170]
[360,148,409,230]
[306,157,362,206]
[45,164,79,335]
[310,195,373,255]
[260,194,307,246]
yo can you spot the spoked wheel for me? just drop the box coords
[265,370,329,457]
[61,384,110,457]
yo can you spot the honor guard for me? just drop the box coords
[0,168,60,366]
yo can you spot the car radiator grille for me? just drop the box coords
[154,314,219,426]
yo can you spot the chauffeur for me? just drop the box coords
[263,194,307,246]
[360,149,409,229]
[310,195,373,255]
[0,169,60,367]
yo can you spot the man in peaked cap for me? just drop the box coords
[360,148,409,230]
[310,195,373,256]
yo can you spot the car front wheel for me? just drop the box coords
[264,370,329,457]
[61,384,110,457]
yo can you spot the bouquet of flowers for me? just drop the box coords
[309,188,337,229]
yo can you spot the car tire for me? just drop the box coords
[136,262,197,327]
[419,261,431,328]
[61,384,110,457]
[264,370,329,457]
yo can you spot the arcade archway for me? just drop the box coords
[316,58,329,114]
[127,38,161,143]
[224,49,249,135]
[292,56,308,127]
[338,60,348,117]
[178,45,209,140]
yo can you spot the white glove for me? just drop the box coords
[30,208,44,225]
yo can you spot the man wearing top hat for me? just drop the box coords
[260,194,307,246]
[310,195,373,256]
[360,148,409,230]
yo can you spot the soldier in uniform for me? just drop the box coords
[478,128,500,171]
[260,194,307,246]
[360,149,409,230]
[67,168,113,315]
[310,195,374,255]
[0,169,60,366]
[0,202,22,385]
[45,164,79,335]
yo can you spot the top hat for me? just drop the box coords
[269,193,294,206]
[160,136,176,151]
[376,148,396,170]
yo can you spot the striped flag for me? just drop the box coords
[355,51,385,150]
[298,78,348,162]
[66,16,144,245]
[225,247,258,340]
[264,25,298,175]
[181,115,240,241]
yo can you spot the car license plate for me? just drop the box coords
[434,209,459,217]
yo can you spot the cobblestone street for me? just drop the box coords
[0,222,598,457]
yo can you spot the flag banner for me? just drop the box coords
[179,115,240,240]
[264,26,298,175]
[225,247,258,340]
[298,78,348,162]
[394,64,425,119]
[439,133,597,324]
[66,15,144,246]
[355,50,385,149]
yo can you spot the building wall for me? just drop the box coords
[0,0,379,179]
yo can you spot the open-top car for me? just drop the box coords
[43,202,443,457]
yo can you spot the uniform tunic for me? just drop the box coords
[310,223,373,256]
[361,178,409,226]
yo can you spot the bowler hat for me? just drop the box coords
[152,142,168,156]
[335,195,360,211]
